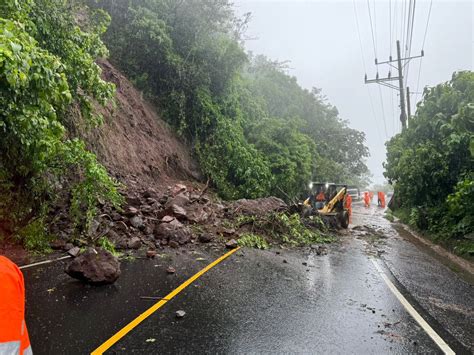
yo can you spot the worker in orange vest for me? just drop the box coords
[0,256,32,355]
[315,189,326,209]
[344,193,352,223]
[363,191,370,208]
[377,191,386,208]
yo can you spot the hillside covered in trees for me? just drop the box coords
[0,0,369,246]
[385,71,473,254]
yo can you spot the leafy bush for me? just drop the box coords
[273,213,333,246]
[385,71,473,242]
[0,2,122,242]
[238,233,269,249]
[15,218,52,253]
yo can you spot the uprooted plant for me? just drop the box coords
[234,212,334,248]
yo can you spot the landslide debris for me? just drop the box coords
[65,248,121,285]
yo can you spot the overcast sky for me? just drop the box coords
[233,0,473,184]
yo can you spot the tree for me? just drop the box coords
[384,71,473,239]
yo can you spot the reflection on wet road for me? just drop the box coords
[24,204,473,354]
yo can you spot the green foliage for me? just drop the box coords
[1,0,116,125]
[385,71,474,242]
[15,218,52,253]
[237,233,269,249]
[0,3,122,241]
[88,0,370,201]
[273,213,333,246]
[97,236,118,256]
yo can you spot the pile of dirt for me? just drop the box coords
[79,59,201,187]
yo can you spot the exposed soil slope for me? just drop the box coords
[83,59,200,187]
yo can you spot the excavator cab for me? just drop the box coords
[303,182,350,228]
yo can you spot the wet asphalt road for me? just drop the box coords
[23,204,473,354]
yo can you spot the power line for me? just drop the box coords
[421,0,433,49]
[378,85,389,138]
[415,0,433,105]
[353,0,384,145]
[401,0,407,54]
[389,0,392,56]
[367,0,377,59]
[405,0,417,87]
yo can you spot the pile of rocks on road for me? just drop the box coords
[60,183,288,285]
[82,183,288,252]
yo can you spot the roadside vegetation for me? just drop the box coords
[384,71,474,257]
[0,0,122,249]
[87,0,370,200]
[1,0,368,250]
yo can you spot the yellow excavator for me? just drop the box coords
[303,182,350,228]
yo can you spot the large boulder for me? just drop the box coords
[154,220,192,245]
[65,248,121,285]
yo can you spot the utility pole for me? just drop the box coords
[365,40,424,131]
[406,86,412,125]
[397,41,407,130]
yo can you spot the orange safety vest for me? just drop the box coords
[379,192,386,208]
[316,191,325,201]
[344,194,352,215]
[363,192,370,206]
[0,256,32,355]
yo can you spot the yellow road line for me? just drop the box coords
[91,247,241,355]
[371,259,455,355]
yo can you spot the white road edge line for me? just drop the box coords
[19,255,72,269]
[370,258,455,355]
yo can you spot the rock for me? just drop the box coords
[158,195,169,205]
[166,266,176,274]
[116,238,129,250]
[67,246,81,257]
[154,220,192,245]
[221,228,235,235]
[87,219,100,237]
[145,197,158,205]
[146,250,157,258]
[171,184,187,196]
[64,243,74,251]
[111,212,122,221]
[198,234,213,243]
[129,216,145,230]
[187,209,209,224]
[164,204,187,220]
[225,239,238,249]
[128,237,142,249]
[50,239,66,250]
[176,310,186,318]
[144,226,153,235]
[140,205,154,214]
[161,215,175,223]
[126,195,142,206]
[65,248,121,285]
[283,259,288,264]
[143,188,157,198]
[169,240,179,249]
[125,207,139,216]
[190,193,200,201]
[302,262,308,266]
[199,196,210,204]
